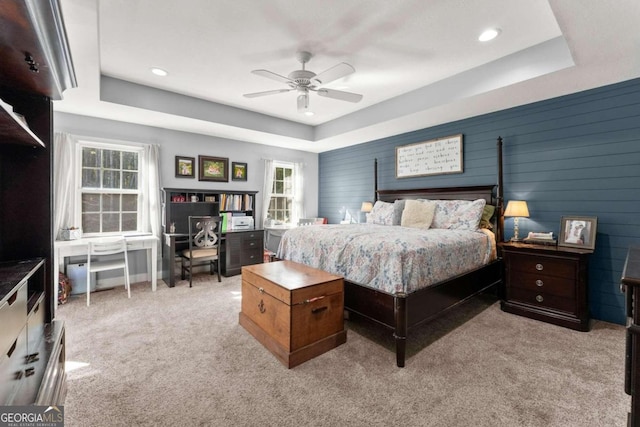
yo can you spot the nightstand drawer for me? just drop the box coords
[509,288,576,314]
[509,253,576,279]
[508,271,575,299]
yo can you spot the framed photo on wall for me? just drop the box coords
[175,156,195,178]
[558,216,598,250]
[232,162,247,181]
[198,155,228,182]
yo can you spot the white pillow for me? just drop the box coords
[401,200,436,229]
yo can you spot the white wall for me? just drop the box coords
[54,112,319,279]
[54,112,319,223]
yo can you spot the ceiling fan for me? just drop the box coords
[243,51,363,115]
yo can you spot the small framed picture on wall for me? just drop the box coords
[198,155,229,182]
[175,156,195,178]
[232,162,247,181]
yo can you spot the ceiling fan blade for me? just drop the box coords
[251,69,293,84]
[316,88,363,103]
[312,62,355,85]
[243,89,292,98]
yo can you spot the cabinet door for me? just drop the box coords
[224,234,243,276]
[0,326,27,405]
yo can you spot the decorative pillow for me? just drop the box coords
[480,205,496,230]
[366,201,394,225]
[430,199,487,230]
[401,200,436,229]
[392,200,406,225]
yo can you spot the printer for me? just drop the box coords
[230,216,254,230]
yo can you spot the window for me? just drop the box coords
[77,141,144,235]
[268,162,294,224]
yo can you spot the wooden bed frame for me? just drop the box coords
[343,137,505,367]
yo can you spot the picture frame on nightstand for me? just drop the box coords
[558,216,597,250]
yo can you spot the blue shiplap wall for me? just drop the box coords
[319,77,640,325]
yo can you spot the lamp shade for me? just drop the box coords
[504,200,530,218]
[360,201,373,213]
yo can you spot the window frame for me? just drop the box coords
[75,140,145,237]
[268,161,295,225]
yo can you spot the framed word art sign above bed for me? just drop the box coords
[396,133,463,178]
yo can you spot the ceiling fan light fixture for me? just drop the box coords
[297,93,313,115]
[478,28,501,42]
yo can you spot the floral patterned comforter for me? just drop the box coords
[277,224,496,295]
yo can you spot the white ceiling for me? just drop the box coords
[55,0,640,153]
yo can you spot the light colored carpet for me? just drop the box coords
[56,273,630,427]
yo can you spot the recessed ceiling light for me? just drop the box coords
[478,28,501,42]
[150,67,168,76]
[304,111,314,116]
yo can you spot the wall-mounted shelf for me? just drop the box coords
[0,98,45,147]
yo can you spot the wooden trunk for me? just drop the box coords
[239,261,347,368]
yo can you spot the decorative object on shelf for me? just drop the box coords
[204,196,216,202]
[199,155,229,182]
[232,162,247,181]
[171,194,186,202]
[504,200,530,241]
[558,216,598,250]
[175,156,195,178]
[396,134,463,178]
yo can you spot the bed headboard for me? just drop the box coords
[372,136,505,245]
[377,185,496,204]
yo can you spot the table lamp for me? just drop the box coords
[360,201,373,223]
[504,200,529,241]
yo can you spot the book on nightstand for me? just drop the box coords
[523,231,557,246]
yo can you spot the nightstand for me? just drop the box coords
[500,242,592,331]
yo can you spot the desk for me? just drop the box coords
[54,235,159,315]
[162,229,263,286]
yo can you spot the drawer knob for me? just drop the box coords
[535,263,544,271]
[536,279,544,287]
[536,295,544,303]
[258,299,266,314]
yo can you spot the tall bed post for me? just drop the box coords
[496,136,504,246]
[374,158,378,202]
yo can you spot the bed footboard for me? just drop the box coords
[344,259,502,367]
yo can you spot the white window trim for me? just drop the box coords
[270,161,295,225]
[75,140,146,236]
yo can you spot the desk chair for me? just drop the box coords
[86,237,130,306]
[181,216,222,287]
